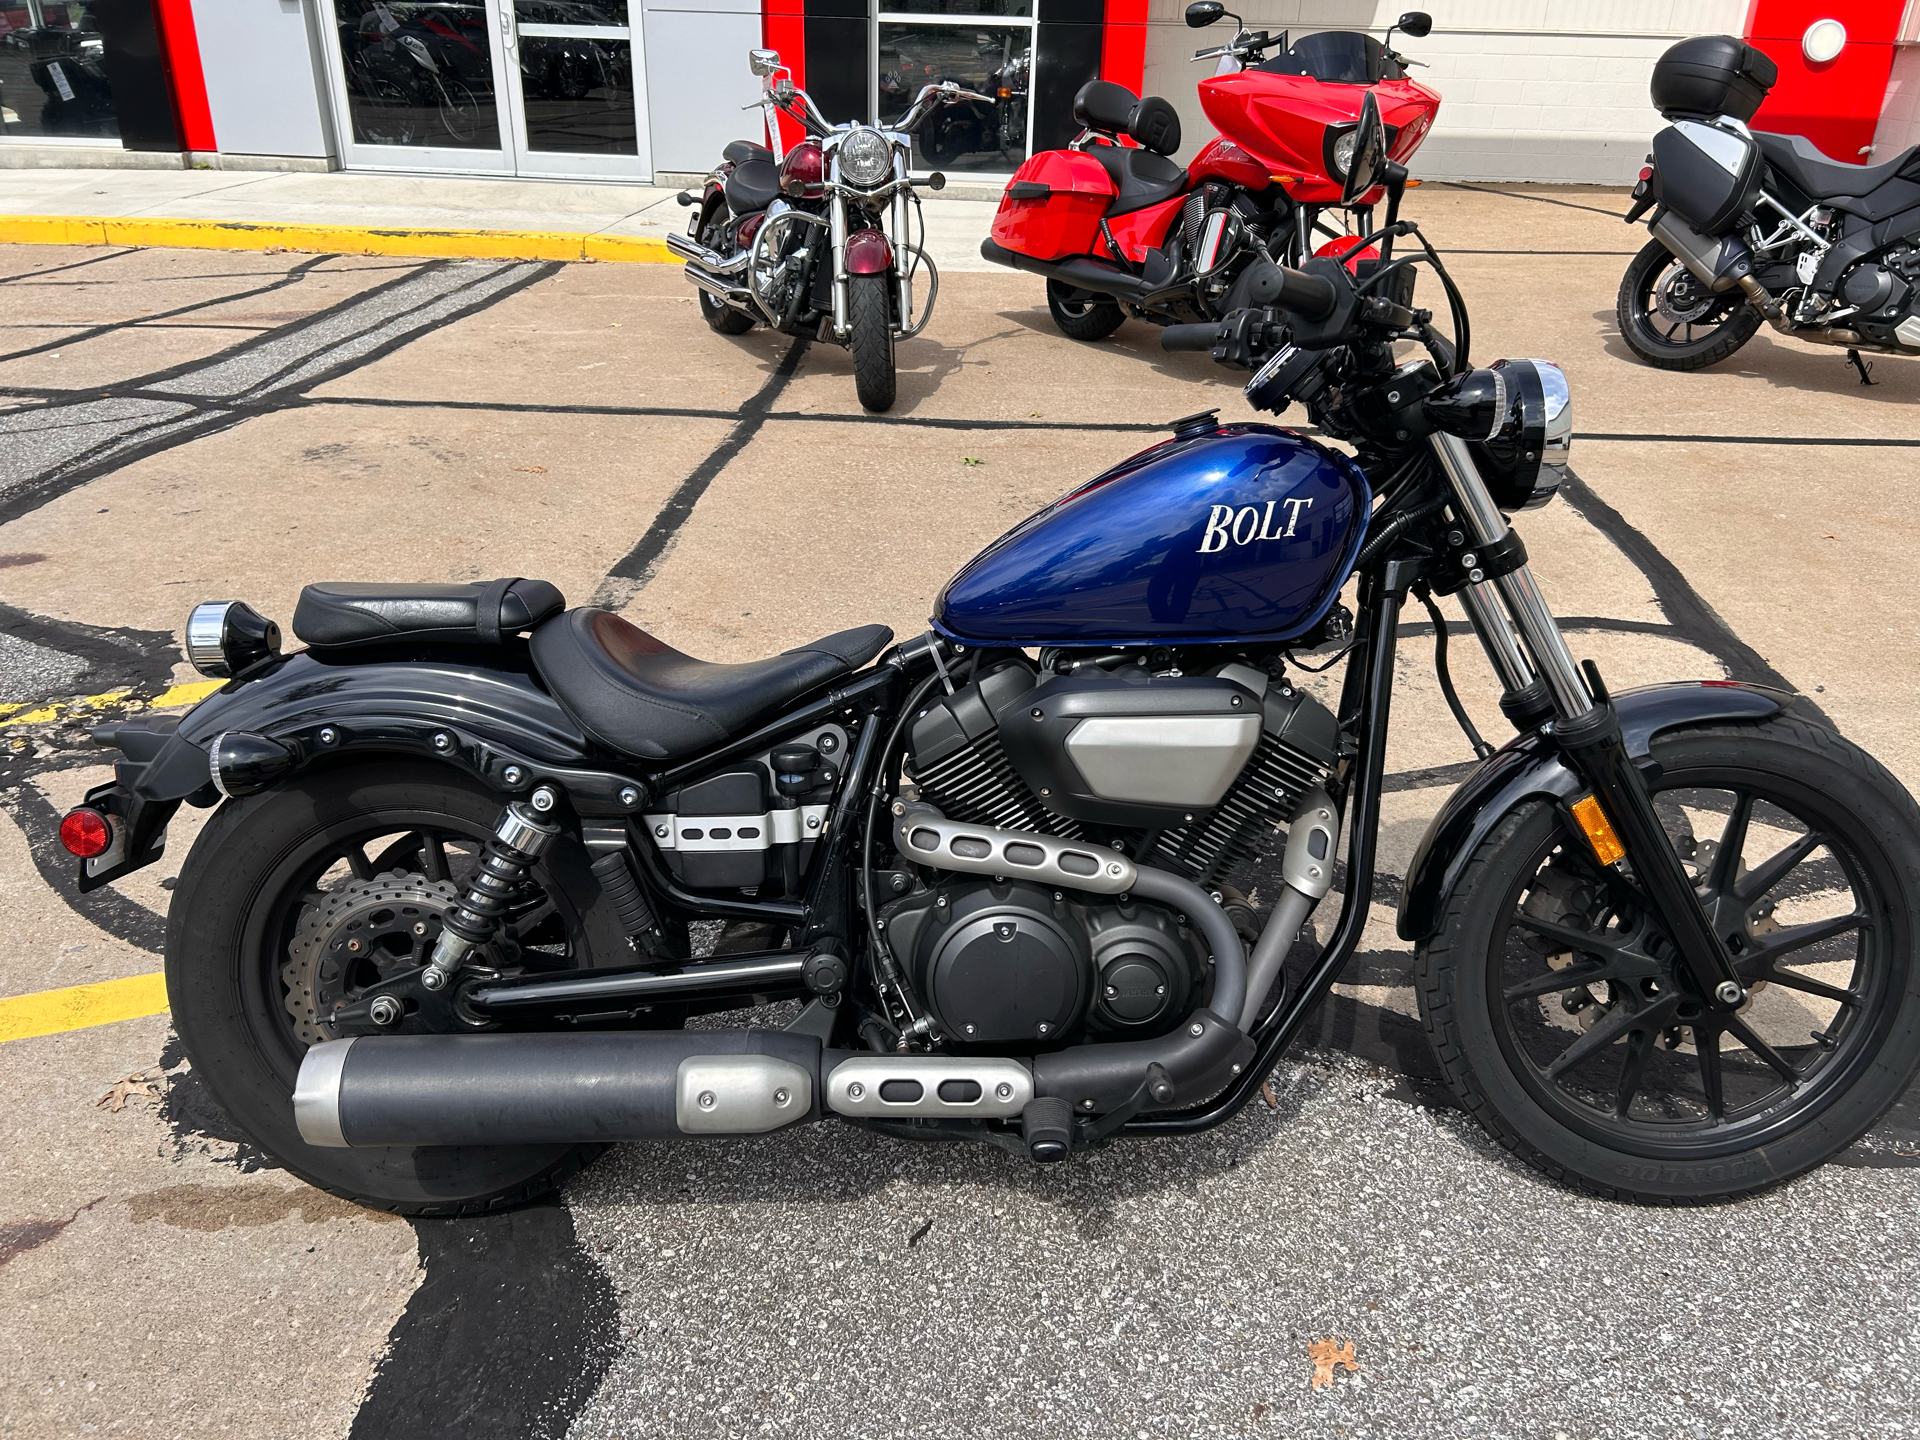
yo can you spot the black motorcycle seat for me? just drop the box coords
[1755,131,1917,200]
[1087,142,1190,217]
[725,158,781,216]
[1072,80,1182,157]
[723,140,773,167]
[292,579,565,650]
[530,610,895,762]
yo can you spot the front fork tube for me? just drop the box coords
[1427,433,1748,1011]
[829,192,850,339]
[892,186,912,335]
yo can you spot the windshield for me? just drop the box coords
[1254,30,1400,85]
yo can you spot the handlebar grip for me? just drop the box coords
[1270,267,1339,324]
[1160,323,1223,353]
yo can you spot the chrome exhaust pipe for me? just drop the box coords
[683,265,753,306]
[665,230,753,277]
[293,1030,822,1148]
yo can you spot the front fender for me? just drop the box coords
[844,228,893,275]
[129,650,647,818]
[1395,681,1792,944]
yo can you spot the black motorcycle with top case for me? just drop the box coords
[1619,34,1920,376]
[57,106,1920,1215]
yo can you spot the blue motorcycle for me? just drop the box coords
[58,100,1920,1213]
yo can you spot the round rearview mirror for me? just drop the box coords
[1185,1,1225,29]
[1397,11,1433,39]
[1340,90,1389,206]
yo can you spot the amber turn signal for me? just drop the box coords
[1570,794,1625,867]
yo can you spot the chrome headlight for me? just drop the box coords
[185,600,281,678]
[1422,359,1573,512]
[837,127,894,189]
[1330,130,1357,179]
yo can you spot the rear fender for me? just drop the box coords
[844,228,893,275]
[1395,681,1791,944]
[118,651,647,818]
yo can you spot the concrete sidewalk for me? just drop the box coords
[0,166,1004,271]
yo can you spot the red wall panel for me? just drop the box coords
[150,0,214,152]
[1100,0,1146,92]
[1745,0,1901,160]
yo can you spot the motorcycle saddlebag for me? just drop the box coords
[1650,35,1776,122]
[1652,119,1762,234]
[991,150,1116,262]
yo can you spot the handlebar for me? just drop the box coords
[1265,265,1338,323]
[1160,323,1223,353]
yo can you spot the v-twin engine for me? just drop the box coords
[888,656,1338,1049]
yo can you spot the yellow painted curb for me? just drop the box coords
[2,677,221,728]
[0,214,676,265]
[0,971,169,1043]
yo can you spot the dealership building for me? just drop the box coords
[1,0,1916,187]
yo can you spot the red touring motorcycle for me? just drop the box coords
[981,5,1439,341]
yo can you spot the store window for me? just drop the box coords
[0,0,117,140]
[876,0,1033,175]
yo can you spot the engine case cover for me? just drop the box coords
[1085,903,1198,1035]
[1000,669,1263,827]
[888,881,1090,1046]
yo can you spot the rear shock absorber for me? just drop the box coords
[420,798,560,992]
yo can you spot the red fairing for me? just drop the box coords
[845,229,893,275]
[780,140,825,197]
[738,213,765,247]
[1102,194,1185,264]
[1199,70,1440,206]
[1188,137,1270,191]
[990,150,1116,261]
[1314,234,1380,273]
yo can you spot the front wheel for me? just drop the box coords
[848,273,896,412]
[1616,238,1762,370]
[1046,279,1125,342]
[1417,713,1920,1203]
[165,761,638,1215]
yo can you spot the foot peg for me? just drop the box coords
[1023,1096,1073,1162]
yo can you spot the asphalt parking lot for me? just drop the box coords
[3,184,1919,1439]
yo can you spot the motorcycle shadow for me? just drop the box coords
[792,331,977,415]
[993,306,1226,389]
[1593,309,1916,402]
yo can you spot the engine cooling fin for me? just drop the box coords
[913,731,1081,839]
[1151,731,1328,885]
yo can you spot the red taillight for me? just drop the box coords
[60,808,112,859]
[1639,166,1654,181]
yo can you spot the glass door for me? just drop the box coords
[320,0,652,179]
[875,0,1034,179]
[501,0,653,179]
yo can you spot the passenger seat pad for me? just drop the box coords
[292,579,565,650]
[530,610,895,762]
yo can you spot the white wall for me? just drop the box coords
[1873,46,1920,160]
[644,0,765,177]
[1141,0,1751,184]
[192,0,332,158]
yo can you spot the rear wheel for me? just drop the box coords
[1046,279,1125,342]
[1616,239,1761,370]
[1417,714,1920,1203]
[166,761,637,1215]
[849,273,897,412]
[697,199,756,336]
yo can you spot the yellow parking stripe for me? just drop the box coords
[0,214,676,265]
[0,972,169,1043]
[2,678,222,729]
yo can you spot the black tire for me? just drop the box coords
[1616,238,1761,370]
[165,760,635,1216]
[1416,713,1920,1203]
[849,273,896,413]
[1046,279,1125,342]
[696,199,756,337]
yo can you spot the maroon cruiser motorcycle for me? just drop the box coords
[56,102,1920,1216]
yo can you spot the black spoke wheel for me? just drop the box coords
[1616,238,1761,371]
[1418,714,1920,1202]
[166,760,639,1215]
[1045,279,1125,342]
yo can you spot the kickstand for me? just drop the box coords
[1847,348,1877,386]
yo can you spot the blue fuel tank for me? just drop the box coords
[934,423,1370,647]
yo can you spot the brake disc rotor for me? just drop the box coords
[1655,266,1715,324]
[282,870,461,1045]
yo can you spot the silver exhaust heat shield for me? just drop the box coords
[293,1030,819,1148]
[665,230,753,277]
[826,1055,1033,1119]
[1650,209,1753,292]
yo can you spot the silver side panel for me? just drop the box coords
[675,1055,813,1134]
[1064,713,1262,806]
[826,1056,1033,1119]
[292,1037,355,1148]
